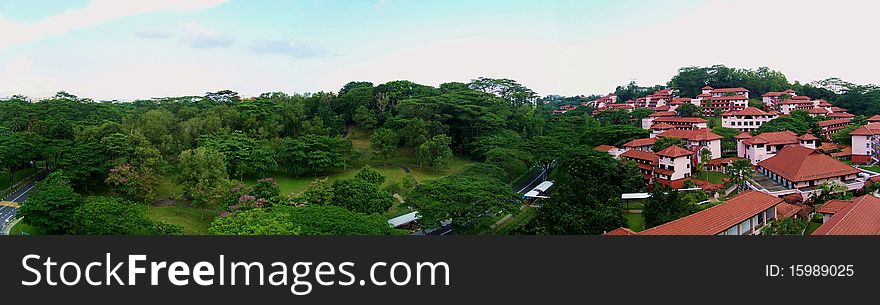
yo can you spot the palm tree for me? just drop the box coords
[727,159,754,190]
[698,148,712,181]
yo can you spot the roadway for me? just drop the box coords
[1,170,49,235]
[425,165,550,235]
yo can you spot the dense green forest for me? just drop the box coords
[3,65,880,235]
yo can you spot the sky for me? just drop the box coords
[0,0,878,100]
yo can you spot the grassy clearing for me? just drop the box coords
[625,213,644,232]
[146,205,218,235]
[694,171,730,185]
[805,220,822,235]
[858,165,880,173]
[492,207,537,235]
[9,221,44,236]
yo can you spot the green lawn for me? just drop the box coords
[146,205,219,235]
[621,199,646,210]
[625,213,644,232]
[695,171,730,185]
[858,165,880,173]
[805,220,823,235]
[9,221,44,236]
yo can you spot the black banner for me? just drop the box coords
[0,236,876,303]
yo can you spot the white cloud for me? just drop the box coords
[0,55,59,98]
[249,38,331,58]
[179,20,235,48]
[0,0,228,49]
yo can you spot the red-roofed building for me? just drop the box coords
[641,111,678,129]
[849,122,880,164]
[736,131,816,164]
[762,90,797,110]
[622,137,657,152]
[635,191,783,235]
[654,145,694,189]
[817,118,852,138]
[808,107,830,117]
[701,95,748,116]
[756,146,861,190]
[813,195,880,235]
[707,87,750,98]
[721,107,779,132]
[594,145,624,158]
[828,112,855,119]
[657,128,723,161]
[868,115,880,123]
[620,149,659,182]
[705,157,743,173]
[816,199,853,223]
[650,117,708,132]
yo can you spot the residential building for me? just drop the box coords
[654,145,694,189]
[704,86,750,99]
[593,145,624,158]
[641,111,678,129]
[735,131,815,164]
[632,191,783,235]
[721,107,779,132]
[778,96,815,114]
[701,95,748,116]
[849,122,880,164]
[813,195,880,235]
[817,118,852,138]
[650,117,708,131]
[868,115,880,123]
[621,138,657,152]
[761,89,797,110]
[657,128,723,161]
[816,199,853,223]
[756,146,861,190]
[705,157,742,173]
[620,149,658,183]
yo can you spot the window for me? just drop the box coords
[767,208,776,220]
[726,226,738,235]
[740,220,752,235]
[758,212,764,225]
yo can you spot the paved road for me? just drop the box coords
[0,205,17,230]
[1,170,50,235]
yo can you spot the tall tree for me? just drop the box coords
[18,172,82,234]
[370,128,398,166]
[408,175,521,232]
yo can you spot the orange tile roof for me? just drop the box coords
[620,149,659,164]
[708,95,748,101]
[706,157,742,166]
[818,118,851,127]
[757,146,861,182]
[648,111,678,117]
[594,145,617,152]
[797,134,818,141]
[817,199,853,214]
[711,87,749,93]
[734,132,753,139]
[808,108,830,114]
[868,115,880,122]
[828,113,854,118]
[653,105,671,111]
[792,95,812,100]
[653,117,708,124]
[742,131,799,145]
[656,145,694,158]
[813,195,880,235]
[849,122,880,136]
[651,123,675,130]
[638,191,782,235]
[658,128,723,141]
[622,138,657,148]
[721,107,772,116]
[775,202,802,219]
[605,227,637,235]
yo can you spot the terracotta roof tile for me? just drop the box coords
[658,128,723,141]
[653,117,708,124]
[721,107,772,116]
[638,191,782,235]
[648,111,678,117]
[775,202,802,219]
[757,146,861,182]
[710,87,749,93]
[818,118,851,127]
[620,149,659,164]
[813,195,880,235]
[817,200,853,214]
[742,131,799,145]
[656,145,694,158]
[850,123,880,136]
[622,138,657,148]
[605,227,637,235]
[594,145,617,152]
[709,95,748,101]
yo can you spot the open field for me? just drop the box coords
[146,205,218,235]
[9,221,43,236]
[625,213,644,232]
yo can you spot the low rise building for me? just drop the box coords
[654,145,694,189]
[721,107,779,132]
[657,128,723,161]
[849,122,880,164]
[756,145,861,190]
[633,191,783,235]
[620,149,659,183]
[817,118,852,138]
[735,131,815,164]
[621,137,657,152]
[813,195,880,235]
